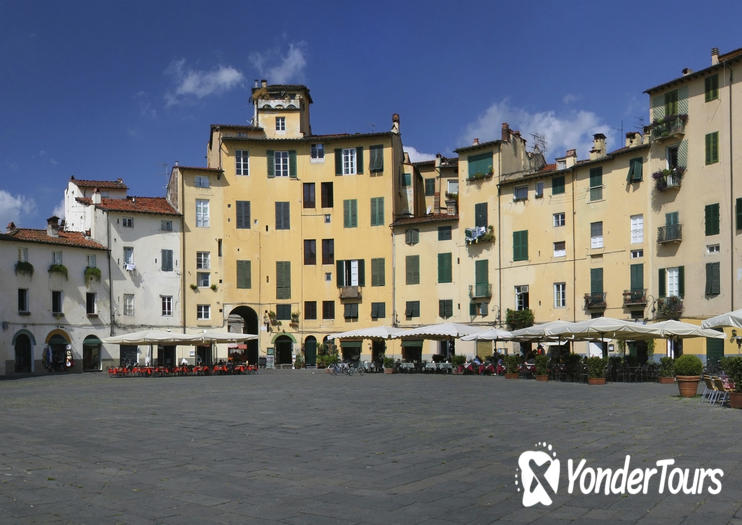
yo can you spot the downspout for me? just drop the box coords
[106,213,114,336]
[728,63,735,311]
[497,149,502,327]
[570,167,576,322]
[180,170,187,334]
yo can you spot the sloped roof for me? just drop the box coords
[1,228,106,250]
[69,176,127,190]
[77,196,180,216]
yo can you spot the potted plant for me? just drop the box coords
[504,355,521,379]
[451,354,466,374]
[84,266,101,282]
[586,356,607,385]
[294,353,305,370]
[721,357,742,408]
[534,354,549,381]
[48,263,68,279]
[674,354,703,397]
[658,357,675,384]
[15,261,34,277]
[382,356,395,374]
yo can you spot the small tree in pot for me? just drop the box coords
[674,354,703,397]
[504,355,521,379]
[721,357,742,408]
[382,356,396,374]
[658,357,675,384]
[586,357,607,385]
[534,354,549,381]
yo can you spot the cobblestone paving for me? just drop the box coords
[0,372,740,524]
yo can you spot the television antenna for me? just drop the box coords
[530,133,547,154]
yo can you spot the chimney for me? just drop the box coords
[711,47,720,65]
[92,188,101,204]
[434,153,442,169]
[391,113,400,134]
[46,216,60,237]
[589,133,606,160]
[625,131,642,148]
[254,79,259,88]
[682,67,693,76]
[501,122,511,142]
[6,221,16,232]
[403,151,410,164]
[472,138,480,146]
[261,79,267,88]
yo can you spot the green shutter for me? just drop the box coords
[475,202,487,228]
[370,197,384,226]
[630,263,643,291]
[371,258,385,286]
[438,253,452,283]
[658,268,666,298]
[357,259,365,286]
[237,260,251,289]
[513,231,528,261]
[705,75,719,102]
[276,261,290,299]
[705,203,719,235]
[552,176,565,195]
[677,139,688,168]
[590,268,603,294]
[628,157,643,182]
[467,152,492,179]
[335,149,343,175]
[706,263,720,296]
[425,178,435,196]
[289,150,297,178]
[370,145,384,172]
[678,266,684,298]
[336,260,344,287]
[475,260,488,285]
[267,150,274,178]
[406,255,419,285]
[651,95,665,122]
[706,132,719,164]
[344,200,357,228]
[737,198,742,230]
[356,147,364,174]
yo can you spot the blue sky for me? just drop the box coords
[2,0,742,228]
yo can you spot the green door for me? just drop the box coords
[706,335,724,371]
[305,337,317,367]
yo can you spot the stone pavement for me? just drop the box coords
[0,371,740,524]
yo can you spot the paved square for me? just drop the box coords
[1,372,740,523]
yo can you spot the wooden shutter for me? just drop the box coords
[236,260,251,289]
[736,198,742,230]
[289,150,297,178]
[705,203,719,235]
[513,231,528,261]
[276,261,290,299]
[552,176,565,194]
[590,268,603,294]
[356,147,364,174]
[706,263,720,295]
[630,263,643,291]
[372,258,385,286]
[406,255,419,285]
[357,259,365,286]
[267,150,274,178]
[677,139,688,168]
[335,149,343,175]
[370,145,383,172]
[438,253,452,283]
[475,202,487,227]
[658,268,666,298]
[678,266,684,298]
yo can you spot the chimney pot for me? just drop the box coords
[566,149,577,157]
[712,47,720,65]
[682,67,693,76]
[6,221,16,232]
[391,113,400,134]
[472,138,479,145]
[261,79,267,88]
[501,122,511,142]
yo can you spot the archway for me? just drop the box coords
[82,335,102,371]
[46,331,70,372]
[228,306,259,365]
[372,340,385,366]
[274,335,293,365]
[304,335,317,367]
[14,333,32,373]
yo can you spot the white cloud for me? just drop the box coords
[165,59,244,106]
[460,98,611,161]
[249,42,307,84]
[52,199,65,220]
[562,93,580,105]
[405,146,436,163]
[0,190,36,227]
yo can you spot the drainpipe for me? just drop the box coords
[106,213,114,336]
[570,167,576,323]
[728,63,735,311]
[180,169,187,334]
[497,148,502,328]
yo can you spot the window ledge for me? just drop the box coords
[52,313,64,318]
[18,311,30,316]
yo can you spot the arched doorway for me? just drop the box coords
[228,306,259,365]
[304,335,317,367]
[82,335,102,371]
[274,335,293,366]
[372,340,385,367]
[13,332,32,373]
[46,331,70,372]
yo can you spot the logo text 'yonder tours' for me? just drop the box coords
[516,443,724,507]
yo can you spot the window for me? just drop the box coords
[405,228,419,245]
[275,116,285,132]
[514,186,528,201]
[123,294,134,316]
[513,230,528,261]
[86,292,96,315]
[553,212,566,227]
[236,260,251,289]
[438,253,452,283]
[194,175,210,188]
[52,290,63,314]
[321,182,334,207]
[303,183,315,208]
[311,143,324,162]
[737,198,742,230]
[161,249,173,272]
[438,226,452,241]
[591,268,604,297]
[276,261,291,299]
[705,74,719,102]
[161,296,172,317]
[275,201,290,229]
[369,145,384,173]
[52,251,63,265]
[401,172,411,186]
[371,258,385,286]
[535,182,544,198]
[405,301,420,318]
[274,151,289,177]
[197,272,210,287]
[371,302,385,319]
[336,259,365,286]
[276,304,291,320]
[666,144,679,170]
[161,220,173,231]
[554,283,566,308]
[304,239,316,265]
[630,214,644,244]
[304,301,317,320]
[515,285,529,311]
[196,251,210,269]
[475,202,488,228]
[474,259,489,297]
[87,254,97,268]
[236,150,249,175]
[665,90,678,116]
[123,247,134,266]
[236,201,251,228]
[406,255,420,285]
[552,176,565,195]
[706,132,719,165]
[425,178,435,196]
[344,303,359,320]
[342,148,358,175]
[630,249,644,259]
[18,289,28,313]
[196,200,209,227]
[707,244,720,254]
[589,167,603,201]
[197,304,210,320]
[553,241,566,257]
[322,239,334,265]
[590,222,604,249]
[18,247,28,262]
[122,217,133,228]
[627,157,643,182]
[467,152,492,178]
[439,299,453,319]
[705,203,720,235]
[370,197,384,226]
[322,300,335,320]
[470,302,487,316]
[343,199,357,228]
[659,266,684,298]
[447,180,459,195]
[706,262,721,296]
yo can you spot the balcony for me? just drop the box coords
[584,292,607,309]
[657,224,682,244]
[469,283,492,299]
[339,286,362,300]
[623,289,647,307]
[465,225,494,245]
[656,296,683,320]
[649,114,687,142]
[653,167,684,192]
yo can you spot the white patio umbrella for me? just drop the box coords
[102,329,194,345]
[701,309,742,329]
[190,330,258,344]
[510,320,575,340]
[327,325,405,341]
[395,322,487,339]
[461,328,514,341]
[559,317,657,341]
[648,320,724,339]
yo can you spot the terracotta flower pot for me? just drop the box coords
[676,375,700,397]
[658,376,675,384]
[729,391,742,409]
[505,372,519,379]
[588,377,606,385]
[383,367,394,374]
[535,374,549,382]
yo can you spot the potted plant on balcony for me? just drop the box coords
[290,312,300,326]
[268,311,281,328]
[48,263,68,279]
[382,356,395,374]
[586,357,607,385]
[674,354,703,397]
[504,355,521,379]
[534,354,549,381]
[84,266,101,282]
[721,357,742,408]
[658,357,675,384]
[14,261,34,277]
[657,296,683,320]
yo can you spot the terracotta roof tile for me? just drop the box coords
[96,197,180,216]
[69,176,128,190]
[1,229,106,250]
[393,214,458,227]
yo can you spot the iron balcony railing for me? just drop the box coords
[469,283,492,299]
[623,289,647,307]
[339,286,362,300]
[650,114,687,141]
[584,292,607,309]
[657,224,682,244]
